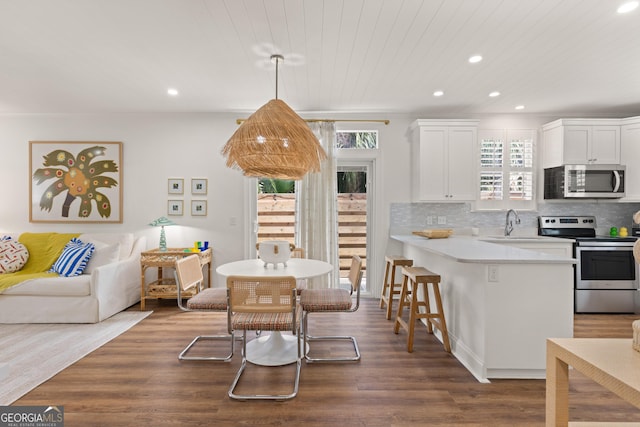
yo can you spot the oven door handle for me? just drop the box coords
[612,170,621,193]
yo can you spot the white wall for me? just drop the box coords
[0,112,420,289]
[0,113,247,274]
[0,111,586,290]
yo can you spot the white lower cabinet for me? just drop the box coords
[411,119,479,202]
[485,239,573,257]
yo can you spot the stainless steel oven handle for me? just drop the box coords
[577,242,635,248]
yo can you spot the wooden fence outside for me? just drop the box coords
[257,193,367,279]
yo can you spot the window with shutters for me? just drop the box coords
[336,130,378,149]
[476,129,536,210]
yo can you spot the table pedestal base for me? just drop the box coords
[246,331,307,366]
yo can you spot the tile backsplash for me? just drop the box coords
[390,202,640,236]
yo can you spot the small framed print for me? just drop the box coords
[191,200,207,216]
[191,178,208,195]
[168,178,184,195]
[168,200,183,216]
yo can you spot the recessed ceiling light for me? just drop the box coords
[167,88,179,96]
[617,1,638,13]
[489,91,500,97]
[433,90,444,97]
[515,105,525,110]
[468,55,483,63]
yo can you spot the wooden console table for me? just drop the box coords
[546,338,640,426]
[140,247,212,310]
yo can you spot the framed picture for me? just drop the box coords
[168,178,184,194]
[167,200,183,216]
[29,141,123,223]
[191,200,207,216]
[191,178,208,195]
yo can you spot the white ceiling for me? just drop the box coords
[1,0,640,116]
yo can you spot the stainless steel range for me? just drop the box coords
[538,215,639,313]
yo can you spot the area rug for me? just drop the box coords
[0,311,151,405]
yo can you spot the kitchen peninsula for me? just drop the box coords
[391,234,576,383]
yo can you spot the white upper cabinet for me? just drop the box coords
[620,116,640,202]
[410,120,478,202]
[542,119,620,168]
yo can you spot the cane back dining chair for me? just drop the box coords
[291,247,308,294]
[226,275,301,400]
[174,254,233,361]
[299,255,363,362]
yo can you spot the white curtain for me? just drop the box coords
[295,121,339,289]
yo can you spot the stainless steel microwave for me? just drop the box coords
[544,164,625,199]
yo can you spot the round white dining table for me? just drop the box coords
[216,258,333,366]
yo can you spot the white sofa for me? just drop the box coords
[0,232,146,323]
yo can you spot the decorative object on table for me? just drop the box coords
[191,241,209,252]
[257,240,294,267]
[412,229,454,239]
[221,54,327,180]
[167,200,183,216]
[191,178,207,195]
[610,227,618,237]
[191,200,207,216]
[29,141,123,223]
[167,178,184,195]
[148,216,176,251]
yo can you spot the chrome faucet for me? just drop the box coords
[504,209,521,236]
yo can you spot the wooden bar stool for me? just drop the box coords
[394,266,451,353]
[379,256,414,320]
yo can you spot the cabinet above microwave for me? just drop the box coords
[541,119,621,168]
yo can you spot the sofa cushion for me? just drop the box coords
[18,232,80,273]
[2,275,91,296]
[0,239,29,274]
[79,233,133,260]
[84,242,120,275]
[50,238,95,277]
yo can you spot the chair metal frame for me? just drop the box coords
[301,255,363,363]
[174,254,234,362]
[226,275,301,400]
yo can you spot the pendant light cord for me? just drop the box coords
[271,54,284,100]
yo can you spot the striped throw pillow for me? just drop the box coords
[50,238,96,277]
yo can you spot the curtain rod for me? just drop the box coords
[235,118,390,125]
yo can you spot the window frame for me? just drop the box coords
[336,130,379,150]
[475,129,536,211]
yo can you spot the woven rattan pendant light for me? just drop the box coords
[221,55,327,180]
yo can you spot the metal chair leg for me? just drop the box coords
[228,330,301,401]
[178,333,235,361]
[303,310,361,363]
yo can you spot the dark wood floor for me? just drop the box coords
[13,298,640,426]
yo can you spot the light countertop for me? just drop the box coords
[391,234,576,264]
